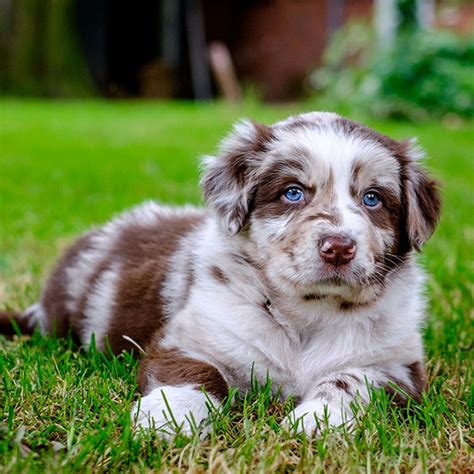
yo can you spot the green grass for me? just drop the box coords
[0,100,473,472]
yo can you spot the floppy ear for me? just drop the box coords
[402,140,441,251]
[200,119,273,235]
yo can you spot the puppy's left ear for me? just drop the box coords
[402,140,441,251]
[201,119,273,235]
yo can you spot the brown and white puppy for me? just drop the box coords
[1,112,441,437]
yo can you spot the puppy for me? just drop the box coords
[0,112,441,437]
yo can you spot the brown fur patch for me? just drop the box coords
[106,215,204,354]
[303,293,322,301]
[333,379,351,394]
[262,157,308,176]
[304,212,339,225]
[138,343,228,400]
[0,311,31,336]
[41,233,97,339]
[403,165,442,250]
[351,161,364,184]
[384,361,426,405]
[339,299,374,311]
[384,379,411,405]
[339,301,356,311]
[210,266,230,284]
[252,122,275,153]
[405,361,427,400]
[201,122,275,234]
[39,214,203,352]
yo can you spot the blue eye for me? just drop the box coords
[363,191,381,207]
[284,186,304,202]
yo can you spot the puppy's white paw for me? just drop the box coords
[283,399,350,436]
[131,384,219,439]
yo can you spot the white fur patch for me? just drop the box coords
[22,302,46,334]
[283,398,351,436]
[131,385,220,439]
[82,262,121,349]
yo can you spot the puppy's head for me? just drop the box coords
[201,112,441,304]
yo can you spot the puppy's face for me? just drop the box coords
[202,113,441,305]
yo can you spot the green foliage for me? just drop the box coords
[0,100,473,471]
[397,0,419,34]
[0,0,94,97]
[311,23,474,120]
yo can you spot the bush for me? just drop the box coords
[310,23,474,120]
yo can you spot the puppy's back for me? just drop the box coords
[31,202,205,353]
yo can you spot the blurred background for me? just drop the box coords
[0,0,473,119]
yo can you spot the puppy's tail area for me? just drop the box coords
[0,308,36,336]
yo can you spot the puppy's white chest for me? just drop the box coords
[167,294,370,398]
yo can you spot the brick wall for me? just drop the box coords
[225,0,373,100]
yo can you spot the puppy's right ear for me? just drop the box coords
[400,140,442,251]
[200,119,273,235]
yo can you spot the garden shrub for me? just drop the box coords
[310,22,474,120]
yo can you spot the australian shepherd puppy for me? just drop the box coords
[0,112,441,437]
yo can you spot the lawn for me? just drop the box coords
[0,100,472,472]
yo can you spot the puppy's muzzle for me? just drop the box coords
[319,236,357,267]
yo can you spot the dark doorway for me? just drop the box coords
[76,0,173,97]
[106,0,161,96]
[76,0,215,98]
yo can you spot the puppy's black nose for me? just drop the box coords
[319,236,357,266]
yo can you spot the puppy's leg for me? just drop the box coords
[284,362,426,435]
[132,345,228,438]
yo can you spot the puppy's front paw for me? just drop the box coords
[131,385,219,439]
[283,399,350,436]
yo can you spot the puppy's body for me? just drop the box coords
[5,112,440,436]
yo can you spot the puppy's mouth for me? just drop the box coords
[317,263,361,285]
[275,251,385,302]
[302,264,373,292]
[317,276,345,286]
[300,262,388,305]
